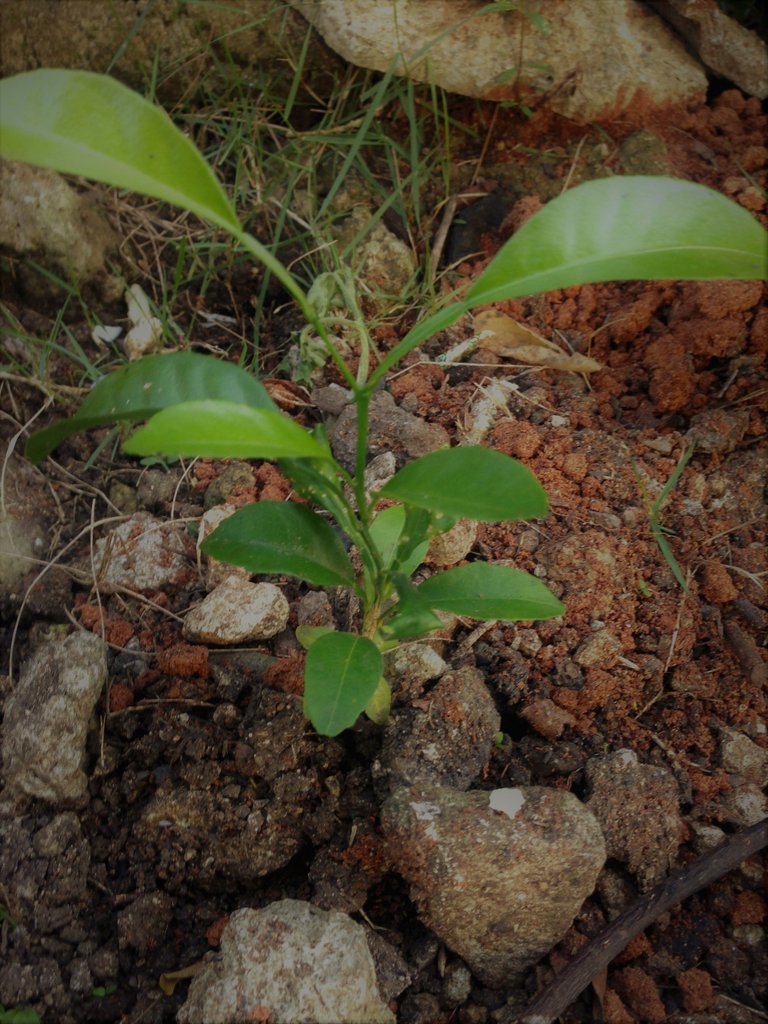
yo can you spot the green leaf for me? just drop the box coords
[123,401,329,460]
[467,176,768,307]
[417,563,564,620]
[296,625,336,650]
[0,70,239,234]
[382,574,445,641]
[365,676,391,725]
[369,505,429,573]
[380,447,547,522]
[25,352,275,464]
[304,632,383,736]
[201,502,356,587]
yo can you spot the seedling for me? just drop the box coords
[1,70,765,734]
[633,444,695,593]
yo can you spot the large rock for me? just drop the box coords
[0,160,123,311]
[651,0,768,98]
[288,0,707,123]
[90,512,196,594]
[0,1,339,100]
[1,631,107,806]
[382,783,606,985]
[178,900,395,1024]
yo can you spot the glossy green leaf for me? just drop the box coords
[0,70,239,234]
[201,502,356,587]
[381,574,445,641]
[123,401,329,460]
[369,504,430,574]
[296,625,336,650]
[418,563,564,620]
[365,676,391,725]
[25,352,275,464]
[380,447,547,522]
[304,632,383,736]
[466,176,768,307]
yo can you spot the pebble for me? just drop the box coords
[518,698,576,739]
[426,518,477,566]
[720,728,768,786]
[574,629,623,668]
[177,900,395,1024]
[117,891,174,953]
[381,783,605,986]
[197,504,251,588]
[183,577,289,644]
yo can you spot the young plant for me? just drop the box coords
[2,69,766,735]
[633,444,695,594]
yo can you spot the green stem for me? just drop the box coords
[235,228,358,391]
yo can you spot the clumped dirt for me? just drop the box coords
[1,85,766,1024]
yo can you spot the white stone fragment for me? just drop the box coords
[183,577,289,644]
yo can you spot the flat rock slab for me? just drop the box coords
[178,899,395,1024]
[1,631,107,806]
[382,783,606,986]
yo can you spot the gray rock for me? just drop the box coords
[426,519,477,567]
[573,629,623,668]
[329,390,449,473]
[288,0,706,123]
[177,900,395,1024]
[117,891,174,952]
[1,631,107,806]
[385,643,447,697]
[718,783,768,827]
[585,748,683,890]
[372,666,499,795]
[382,784,605,986]
[90,512,195,594]
[183,577,289,644]
[197,504,251,589]
[0,160,123,310]
[720,729,768,787]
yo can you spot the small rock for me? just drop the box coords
[441,959,473,1007]
[426,519,477,566]
[686,408,749,453]
[203,462,255,509]
[574,629,623,668]
[329,390,449,473]
[700,560,739,603]
[718,782,768,827]
[68,958,93,995]
[385,643,447,697]
[91,512,195,594]
[297,589,335,628]
[1,631,107,806]
[183,577,289,644]
[372,666,500,795]
[519,698,576,739]
[382,784,605,986]
[177,900,395,1024]
[198,504,251,589]
[585,749,683,890]
[311,383,352,416]
[720,729,768,786]
[117,891,174,952]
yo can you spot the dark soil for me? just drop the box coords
[1,85,766,1024]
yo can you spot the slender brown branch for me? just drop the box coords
[498,818,768,1024]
